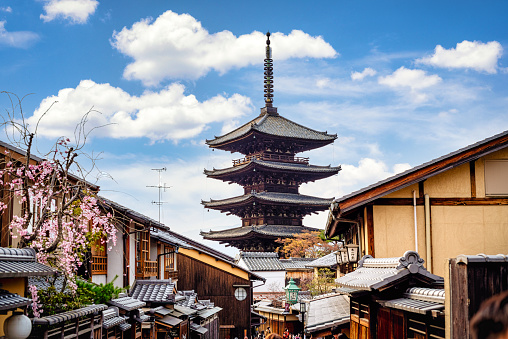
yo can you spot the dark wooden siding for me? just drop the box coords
[177,253,252,339]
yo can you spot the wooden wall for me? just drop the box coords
[447,258,508,339]
[177,253,252,339]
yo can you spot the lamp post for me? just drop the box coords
[300,301,307,339]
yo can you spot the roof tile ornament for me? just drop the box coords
[264,32,274,107]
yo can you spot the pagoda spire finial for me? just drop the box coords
[264,31,274,107]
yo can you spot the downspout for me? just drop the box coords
[424,194,432,272]
[413,190,418,252]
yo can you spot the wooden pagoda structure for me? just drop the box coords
[201,32,340,252]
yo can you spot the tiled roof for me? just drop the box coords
[150,228,193,249]
[33,304,108,326]
[108,296,146,311]
[102,307,128,330]
[201,225,320,240]
[156,315,183,327]
[456,253,508,264]
[279,257,315,270]
[0,247,58,278]
[202,192,333,208]
[130,279,175,303]
[197,306,222,319]
[306,252,338,268]
[0,289,31,311]
[239,252,285,271]
[328,129,508,219]
[191,322,209,335]
[206,113,337,146]
[335,251,443,291]
[305,294,350,334]
[205,159,340,177]
[380,287,445,315]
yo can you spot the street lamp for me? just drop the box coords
[346,244,360,263]
[285,278,301,305]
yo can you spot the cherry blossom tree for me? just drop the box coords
[0,92,117,299]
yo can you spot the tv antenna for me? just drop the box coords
[146,167,171,225]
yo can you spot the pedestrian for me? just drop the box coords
[266,334,282,339]
[470,290,508,339]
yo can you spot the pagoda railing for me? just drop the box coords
[233,154,309,166]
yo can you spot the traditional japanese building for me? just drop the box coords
[201,32,340,252]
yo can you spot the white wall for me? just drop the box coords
[107,228,124,288]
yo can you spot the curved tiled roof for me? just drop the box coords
[202,192,333,208]
[206,112,336,146]
[204,159,340,177]
[306,252,339,268]
[239,252,285,271]
[201,224,320,240]
[280,257,315,270]
[0,247,58,278]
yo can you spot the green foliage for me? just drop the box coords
[308,268,337,296]
[34,276,125,317]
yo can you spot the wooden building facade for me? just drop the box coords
[326,130,508,278]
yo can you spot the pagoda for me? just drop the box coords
[201,32,340,252]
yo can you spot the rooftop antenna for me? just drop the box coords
[146,167,171,225]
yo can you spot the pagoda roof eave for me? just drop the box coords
[206,112,337,147]
[201,192,334,209]
[204,159,341,178]
[200,224,321,240]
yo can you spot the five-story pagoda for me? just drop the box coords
[201,32,340,252]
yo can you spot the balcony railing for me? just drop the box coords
[165,269,178,280]
[136,260,158,278]
[233,154,309,167]
[91,255,107,275]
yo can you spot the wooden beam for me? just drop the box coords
[470,161,476,198]
[375,197,508,206]
[366,206,375,257]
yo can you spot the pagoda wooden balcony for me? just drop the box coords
[136,260,158,278]
[233,154,309,166]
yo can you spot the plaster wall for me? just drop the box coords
[384,184,419,198]
[92,274,107,285]
[0,277,26,336]
[373,205,426,260]
[107,227,124,288]
[424,163,471,198]
[430,205,508,277]
[129,233,135,285]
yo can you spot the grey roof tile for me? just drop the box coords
[206,113,336,146]
[205,159,340,177]
[130,279,175,303]
[0,289,31,311]
[305,294,350,333]
[335,251,443,291]
[33,304,108,326]
[202,191,333,208]
[280,257,315,270]
[202,225,320,239]
[381,297,444,315]
[306,252,339,268]
[0,247,57,278]
[239,252,285,271]
[108,296,146,311]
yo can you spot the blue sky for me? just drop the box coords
[1,0,507,256]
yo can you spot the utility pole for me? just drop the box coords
[146,167,171,225]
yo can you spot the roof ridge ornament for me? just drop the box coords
[262,31,278,116]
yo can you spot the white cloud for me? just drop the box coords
[40,0,98,24]
[28,80,253,142]
[351,67,377,81]
[378,67,441,90]
[378,67,441,103]
[0,6,12,13]
[0,21,39,48]
[111,10,338,86]
[416,40,503,74]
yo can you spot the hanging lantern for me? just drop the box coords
[284,278,300,305]
[346,244,360,263]
[340,248,349,263]
[4,311,32,339]
[335,250,343,265]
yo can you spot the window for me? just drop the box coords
[234,287,247,301]
[485,160,508,196]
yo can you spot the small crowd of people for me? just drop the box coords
[255,327,303,339]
